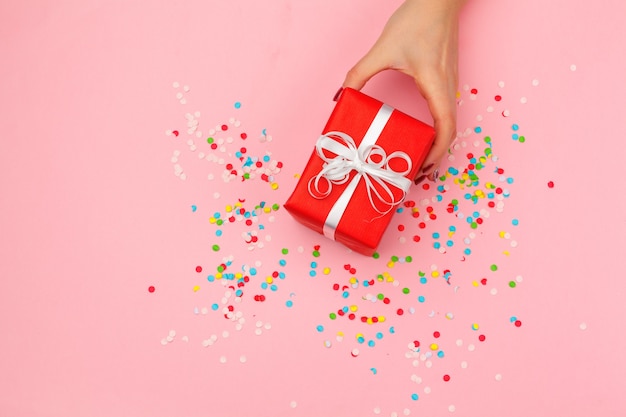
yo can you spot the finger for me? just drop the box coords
[419,90,457,181]
[342,49,388,91]
[424,121,455,181]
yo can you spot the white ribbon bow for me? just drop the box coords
[308,131,412,216]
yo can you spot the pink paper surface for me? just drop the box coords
[1,1,625,416]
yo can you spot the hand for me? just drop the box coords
[342,0,466,183]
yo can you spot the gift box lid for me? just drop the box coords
[284,88,435,255]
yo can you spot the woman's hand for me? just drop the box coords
[342,0,466,183]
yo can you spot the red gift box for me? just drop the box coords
[284,88,435,255]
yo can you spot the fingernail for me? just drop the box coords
[414,174,426,185]
[333,87,344,102]
[421,162,434,173]
[432,169,440,183]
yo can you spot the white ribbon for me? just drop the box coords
[307,104,412,240]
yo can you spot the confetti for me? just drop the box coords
[159,79,530,414]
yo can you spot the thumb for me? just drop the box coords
[342,50,387,91]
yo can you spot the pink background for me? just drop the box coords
[1,0,625,416]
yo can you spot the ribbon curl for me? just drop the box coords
[307,131,412,216]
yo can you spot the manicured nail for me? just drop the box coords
[333,87,344,102]
[432,168,440,183]
[414,174,426,185]
[421,162,434,173]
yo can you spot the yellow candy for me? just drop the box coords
[323,267,331,275]
[387,261,395,268]
[430,343,439,351]
[350,305,358,312]
[367,318,374,325]
[271,182,279,190]
[472,280,479,287]
[266,276,273,284]
[349,277,357,284]
[378,316,386,323]
[193,285,200,292]
[499,231,506,238]
[472,323,479,330]
[432,270,440,278]
[225,205,233,212]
